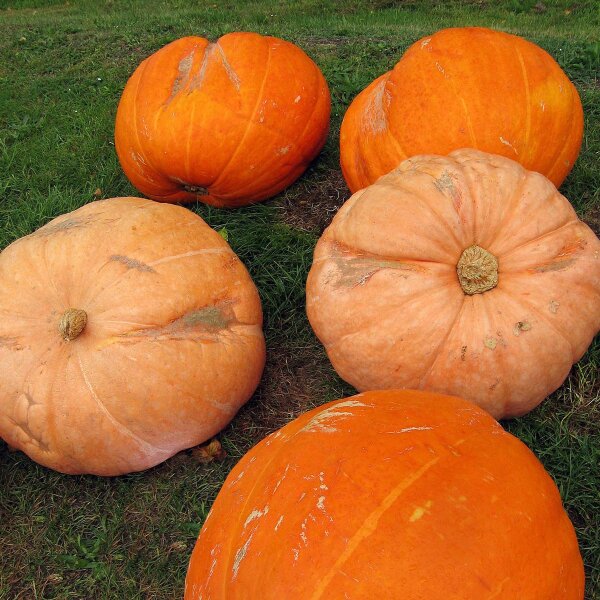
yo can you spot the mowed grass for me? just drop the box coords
[0,0,599,598]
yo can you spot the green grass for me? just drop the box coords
[0,0,599,598]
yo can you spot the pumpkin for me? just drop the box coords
[0,198,265,475]
[184,390,584,599]
[340,27,583,193]
[115,32,331,208]
[306,150,600,419]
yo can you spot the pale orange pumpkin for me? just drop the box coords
[185,390,585,599]
[0,198,266,475]
[306,150,600,419]
[115,32,331,208]
[340,27,584,192]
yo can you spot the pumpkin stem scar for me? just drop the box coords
[59,308,88,341]
[183,184,209,195]
[456,245,498,295]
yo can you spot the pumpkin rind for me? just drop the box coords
[115,32,331,208]
[185,390,584,599]
[340,27,584,192]
[306,149,600,419]
[0,198,266,475]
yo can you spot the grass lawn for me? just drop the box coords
[0,0,599,598]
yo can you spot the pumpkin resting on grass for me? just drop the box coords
[115,32,331,208]
[340,26,584,192]
[306,149,600,419]
[184,390,584,599]
[0,198,265,475]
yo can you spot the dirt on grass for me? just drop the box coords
[584,204,600,236]
[274,168,349,234]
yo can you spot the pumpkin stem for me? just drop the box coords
[457,245,498,295]
[183,184,208,196]
[59,308,88,341]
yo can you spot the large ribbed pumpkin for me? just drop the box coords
[306,150,600,419]
[0,198,265,475]
[115,32,331,207]
[185,390,584,599]
[340,27,583,192]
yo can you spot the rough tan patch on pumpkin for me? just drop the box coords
[191,43,216,91]
[32,214,113,237]
[0,335,20,349]
[484,337,498,350]
[110,303,240,346]
[513,320,532,336]
[330,254,418,288]
[532,237,588,273]
[166,49,196,104]
[109,255,156,273]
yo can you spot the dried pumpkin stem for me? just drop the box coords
[457,245,498,295]
[183,184,208,195]
[59,308,88,341]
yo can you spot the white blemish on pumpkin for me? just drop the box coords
[362,78,391,134]
[499,136,518,155]
[421,38,431,47]
[232,533,253,580]
[409,500,433,522]
[540,101,545,111]
[273,464,292,493]
[384,426,434,434]
[243,505,269,529]
[301,401,366,433]
[435,62,449,78]
[275,515,284,531]
[277,145,291,155]
[317,496,326,511]
[294,95,301,103]
[549,300,560,314]
[130,150,147,166]
[292,548,299,561]
[299,492,306,501]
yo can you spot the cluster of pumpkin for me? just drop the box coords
[1,26,598,599]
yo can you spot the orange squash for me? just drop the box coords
[115,32,331,208]
[0,198,265,475]
[306,150,600,419]
[340,27,583,192]
[185,390,585,599]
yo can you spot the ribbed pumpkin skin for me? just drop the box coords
[306,150,600,419]
[115,33,331,207]
[0,198,265,475]
[340,27,583,192]
[185,390,584,599]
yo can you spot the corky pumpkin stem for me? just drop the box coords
[457,245,498,295]
[59,308,88,341]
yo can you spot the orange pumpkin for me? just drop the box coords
[185,390,584,599]
[115,32,331,208]
[0,198,265,475]
[306,150,600,419]
[340,27,583,192]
